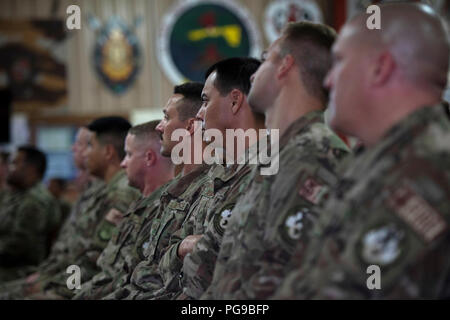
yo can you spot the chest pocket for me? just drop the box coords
[146,199,189,261]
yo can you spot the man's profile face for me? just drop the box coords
[72,128,90,171]
[120,133,146,191]
[197,71,232,136]
[324,25,371,135]
[6,151,28,188]
[156,94,186,157]
[83,132,106,178]
[248,38,283,115]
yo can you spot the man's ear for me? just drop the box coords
[277,54,295,79]
[145,149,156,167]
[104,144,116,162]
[372,51,395,87]
[186,118,196,135]
[230,89,244,115]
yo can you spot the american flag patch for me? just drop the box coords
[387,183,447,243]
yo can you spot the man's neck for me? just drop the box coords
[266,92,323,136]
[360,89,442,147]
[142,169,174,197]
[227,120,267,163]
[103,165,121,184]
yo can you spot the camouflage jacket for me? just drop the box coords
[37,178,104,276]
[39,170,140,299]
[104,165,211,300]
[272,104,450,299]
[179,162,254,299]
[0,183,61,282]
[202,110,350,299]
[73,182,168,300]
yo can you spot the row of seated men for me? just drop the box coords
[0,3,449,299]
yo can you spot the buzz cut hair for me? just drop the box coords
[128,120,161,145]
[280,21,337,106]
[173,82,204,122]
[87,116,131,160]
[205,57,261,96]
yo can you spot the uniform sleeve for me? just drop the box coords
[0,199,49,266]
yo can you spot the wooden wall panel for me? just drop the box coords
[0,0,335,121]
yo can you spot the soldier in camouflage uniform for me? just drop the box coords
[21,117,140,299]
[101,82,212,300]
[0,127,103,298]
[153,57,265,300]
[72,120,175,299]
[272,3,450,299]
[0,146,61,283]
[202,22,351,299]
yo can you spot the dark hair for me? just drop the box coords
[87,116,131,160]
[128,120,161,143]
[18,145,47,178]
[173,82,204,121]
[205,57,261,96]
[0,151,9,164]
[280,22,336,105]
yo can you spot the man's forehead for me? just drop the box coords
[167,94,184,109]
[204,71,217,92]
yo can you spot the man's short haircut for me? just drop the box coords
[87,116,131,160]
[173,82,204,121]
[128,120,161,145]
[18,145,47,178]
[205,57,261,96]
[280,22,337,105]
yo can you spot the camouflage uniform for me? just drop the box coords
[0,183,61,282]
[72,181,168,300]
[179,162,254,299]
[0,178,103,299]
[202,111,350,299]
[103,165,211,300]
[38,178,104,276]
[272,104,450,299]
[35,170,140,299]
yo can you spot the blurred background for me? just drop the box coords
[0,0,449,201]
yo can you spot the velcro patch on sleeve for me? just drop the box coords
[387,182,447,243]
[298,177,329,205]
[105,208,124,226]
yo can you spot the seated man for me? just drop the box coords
[273,3,450,299]
[0,146,61,282]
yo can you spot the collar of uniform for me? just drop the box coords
[378,103,448,150]
[166,164,210,198]
[106,169,127,189]
[278,110,324,150]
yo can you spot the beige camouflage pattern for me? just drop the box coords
[36,170,139,299]
[103,165,211,300]
[179,162,254,299]
[0,183,61,282]
[202,110,350,299]
[73,182,168,299]
[272,104,450,299]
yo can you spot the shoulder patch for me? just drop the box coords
[105,208,124,226]
[279,207,313,247]
[298,177,329,205]
[213,203,235,237]
[358,223,405,267]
